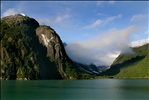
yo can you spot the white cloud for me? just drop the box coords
[37,5,72,27]
[130,38,149,47]
[65,26,136,66]
[2,1,25,17]
[84,19,102,29]
[55,14,70,23]
[2,8,18,17]
[83,14,122,29]
[38,18,51,25]
[38,14,71,28]
[103,14,122,25]
[130,14,146,22]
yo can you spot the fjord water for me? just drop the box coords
[1,79,149,100]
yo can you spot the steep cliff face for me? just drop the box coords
[36,26,79,79]
[36,26,67,60]
[1,14,87,80]
[0,14,63,80]
[36,26,67,78]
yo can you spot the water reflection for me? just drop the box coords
[1,79,149,100]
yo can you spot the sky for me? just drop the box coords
[1,1,149,66]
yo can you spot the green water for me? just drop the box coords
[1,79,149,100]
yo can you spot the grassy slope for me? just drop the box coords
[99,44,149,78]
[114,53,149,78]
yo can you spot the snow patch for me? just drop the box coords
[41,34,50,46]
[41,34,54,47]
[20,13,26,16]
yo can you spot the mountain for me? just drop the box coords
[35,25,81,79]
[1,14,41,80]
[1,14,148,80]
[99,44,149,78]
[0,14,94,80]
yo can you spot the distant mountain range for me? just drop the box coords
[1,14,148,80]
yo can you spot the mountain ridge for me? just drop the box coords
[1,14,148,80]
[0,14,81,80]
[99,43,149,78]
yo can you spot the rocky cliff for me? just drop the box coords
[0,14,82,80]
[36,25,80,79]
[1,14,146,80]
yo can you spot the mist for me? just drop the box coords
[65,26,137,66]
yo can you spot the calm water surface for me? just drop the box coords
[1,79,149,100]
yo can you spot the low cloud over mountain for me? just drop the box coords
[65,26,137,66]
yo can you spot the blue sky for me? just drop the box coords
[1,1,149,66]
[1,1,148,43]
